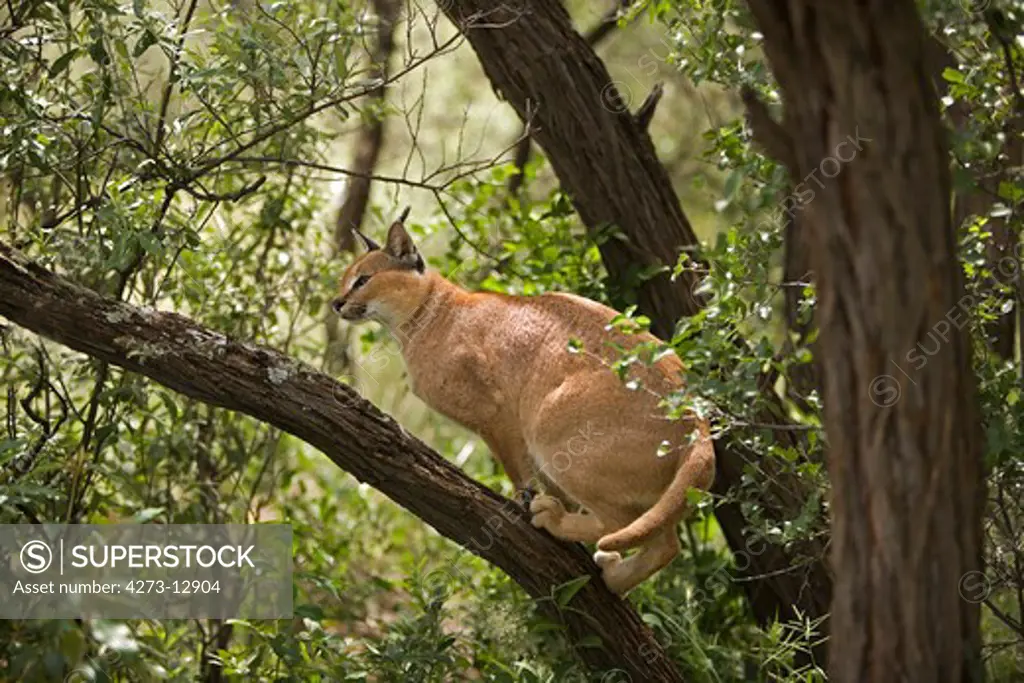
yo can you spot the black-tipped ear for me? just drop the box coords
[354,228,381,252]
[385,209,421,269]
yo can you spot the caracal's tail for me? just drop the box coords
[596,434,714,552]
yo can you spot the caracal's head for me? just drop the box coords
[332,208,428,326]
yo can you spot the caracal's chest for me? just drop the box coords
[394,299,567,432]
[399,326,507,430]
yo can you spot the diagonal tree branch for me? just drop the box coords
[0,241,683,683]
[741,86,796,171]
[506,0,632,198]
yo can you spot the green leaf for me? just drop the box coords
[59,626,87,666]
[133,30,158,58]
[294,603,325,620]
[553,574,591,608]
[723,169,742,200]
[642,612,663,629]
[88,39,110,66]
[94,423,117,448]
[48,49,79,78]
[942,67,964,84]
[138,231,163,256]
[131,507,165,523]
[158,390,179,420]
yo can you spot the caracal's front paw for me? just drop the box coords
[593,550,622,570]
[593,550,630,595]
[529,494,565,532]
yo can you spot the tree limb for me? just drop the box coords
[746,2,983,680]
[741,86,796,170]
[634,82,665,132]
[448,1,703,329]
[506,0,633,198]
[0,241,684,683]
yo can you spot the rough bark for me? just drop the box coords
[505,0,631,198]
[444,2,702,334]
[745,2,984,682]
[442,0,833,664]
[0,242,684,683]
[781,214,821,403]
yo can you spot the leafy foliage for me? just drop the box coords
[1,0,1022,681]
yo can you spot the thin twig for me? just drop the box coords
[153,0,201,152]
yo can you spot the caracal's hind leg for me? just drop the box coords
[529,494,609,543]
[594,528,681,595]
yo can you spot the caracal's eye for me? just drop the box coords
[352,274,371,290]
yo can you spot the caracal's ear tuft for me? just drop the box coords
[354,228,381,253]
[385,207,422,272]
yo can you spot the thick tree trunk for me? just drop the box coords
[0,243,684,683]
[745,2,984,682]
[441,0,832,664]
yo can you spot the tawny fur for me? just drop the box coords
[332,218,715,595]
